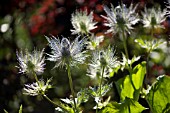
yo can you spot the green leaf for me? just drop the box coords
[100,98,146,113]
[19,105,22,113]
[146,75,170,113]
[116,62,146,101]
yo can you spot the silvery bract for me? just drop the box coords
[86,35,104,50]
[87,47,119,79]
[23,79,51,96]
[46,35,87,68]
[121,53,140,70]
[135,39,166,53]
[141,7,167,29]
[16,49,45,75]
[102,3,139,34]
[71,10,97,35]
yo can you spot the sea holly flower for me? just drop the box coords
[86,34,104,50]
[23,79,52,96]
[71,10,97,35]
[46,35,87,68]
[141,7,167,29]
[16,49,45,75]
[102,3,139,34]
[121,53,141,70]
[135,39,166,53]
[87,47,119,79]
[55,89,89,113]
[89,84,112,99]
[93,96,111,109]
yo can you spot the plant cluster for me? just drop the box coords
[7,2,170,113]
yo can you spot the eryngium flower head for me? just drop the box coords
[71,10,97,35]
[23,79,52,96]
[102,3,139,34]
[46,35,87,68]
[87,47,119,79]
[141,7,166,29]
[86,35,104,50]
[16,49,45,75]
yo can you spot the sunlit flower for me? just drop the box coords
[86,35,104,50]
[23,79,52,96]
[16,49,45,75]
[102,3,139,34]
[87,47,119,79]
[141,7,166,29]
[121,53,140,70]
[46,35,87,68]
[135,38,166,53]
[71,10,97,35]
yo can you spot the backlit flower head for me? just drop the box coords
[16,49,45,75]
[87,47,119,79]
[102,3,139,34]
[46,35,87,68]
[141,7,166,29]
[23,79,52,96]
[71,9,97,35]
[86,34,104,50]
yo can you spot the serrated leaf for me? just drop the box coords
[100,98,146,113]
[146,75,170,113]
[116,62,146,101]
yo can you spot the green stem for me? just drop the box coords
[99,66,105,97]
[33,72,39,84]
[66,64,77,113]
[96,104,98,113]
[145,52,150,85]
[128,104,131,113]
[151,26,154,38]
[122,30,129,59]
[95,66,105,113]
[43,94,67,112]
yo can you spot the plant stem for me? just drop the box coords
[145,52,150,85]
[96,104,98,113]
[122,30,129,59]
[33,72,39,84]
[99,66,105,97]
[95,66,105,113]
[128,104,131,113]
[43,94,67,112]
[66,64,77,113]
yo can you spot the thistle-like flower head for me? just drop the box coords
[46,35,87,68]
[87,47,119,79]
[135,38,166,53]
[102,3,139,34]
[16,49,45,75]
[86,35,104,50]
[71,10,97,35]
[23,79,52,96]
[141,7,166,29]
